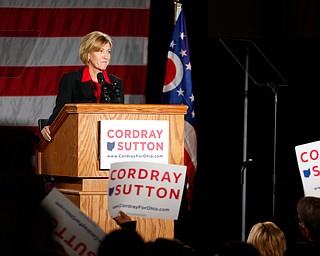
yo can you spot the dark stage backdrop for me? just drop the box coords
[147,0,320,255]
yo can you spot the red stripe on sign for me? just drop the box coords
[0,8,149,37]
[0,66,147,96]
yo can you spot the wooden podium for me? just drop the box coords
[36,103,187,241]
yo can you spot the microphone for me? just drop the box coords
[97,72,111,103]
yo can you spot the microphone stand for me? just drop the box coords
[110,82,121,103]
[268,82,278,222]
[240,84,280,241]
[240,159,254,241]
[101,84,111,103]
[100,81,121,103]
[219,38,288,241]
[97,72,112,103]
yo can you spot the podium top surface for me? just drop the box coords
[62,103,188,114]
[37,103,188,151]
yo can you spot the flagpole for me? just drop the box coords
[174,0,182,23]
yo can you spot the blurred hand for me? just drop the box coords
[41,125,51,142]
[113,210,132,226]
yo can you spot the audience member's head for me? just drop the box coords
[97,228,148,256]
[284,241,320,256]
[0,127,37,189]
[246,221,286,256]
[296,196,320,242]
[0,126,66,255]
[146,237,197,256]
[213,241,261,256]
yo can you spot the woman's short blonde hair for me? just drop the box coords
[79,31,113,65]
[247,221,287,256]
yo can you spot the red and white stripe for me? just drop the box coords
[0,0,150,134]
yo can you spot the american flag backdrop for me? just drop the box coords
[162,6,197,210]
[0,0,150,136]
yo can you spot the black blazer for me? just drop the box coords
[47,67,124,125]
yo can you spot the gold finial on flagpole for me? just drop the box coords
[173,0,182,24]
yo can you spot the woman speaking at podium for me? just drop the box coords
[41,31,124,142]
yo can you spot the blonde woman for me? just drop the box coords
[247,221,287,256]
[41,31,124,142]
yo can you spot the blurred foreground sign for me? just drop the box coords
[41,188,106,256]
[295,140,320,196]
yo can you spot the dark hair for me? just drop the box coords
[285,242,320,256]
[146,238,197,256]
[0,126,61,255]
[215,241,261,256]
[98,229,148,256]
[297,196,320,241]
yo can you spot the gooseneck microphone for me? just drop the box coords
[97,72,121,103]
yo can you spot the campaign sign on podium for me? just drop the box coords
[295,140,320,196]
[100,120,169,169]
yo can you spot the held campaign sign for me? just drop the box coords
[99,120,169,169]
[41,188,106,256]
[295,140,320,196]
[108,161,187,220]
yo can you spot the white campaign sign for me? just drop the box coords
[108,161,187,220]
[41,188,106,256]
[295,140,320,196]
[99,120,169,169]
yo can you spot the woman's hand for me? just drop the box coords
[41,125,52,142]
